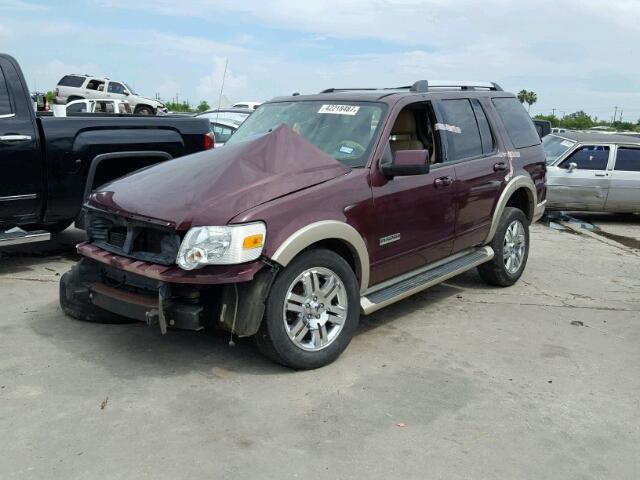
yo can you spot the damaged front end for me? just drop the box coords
[61,210,278,337]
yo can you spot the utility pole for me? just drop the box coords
[612,106,618,125]
[551,108,556,117]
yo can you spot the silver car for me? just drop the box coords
[544,133,640,213]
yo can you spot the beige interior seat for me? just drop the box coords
[389,110,424,154]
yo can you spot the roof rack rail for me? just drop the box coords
[400,80,503,92]
[320,87,380,93]
[319,81,503,95]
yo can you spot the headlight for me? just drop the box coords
[176,222,266,270]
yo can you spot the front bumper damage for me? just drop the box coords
[60,255,278,337]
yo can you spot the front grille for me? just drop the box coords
[87,211,181,265]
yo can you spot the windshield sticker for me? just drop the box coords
[318,104,360,115]
[339,145,355,154]
[561,140,574,147]
[435,123,462,134]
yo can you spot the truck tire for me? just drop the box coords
[478,207,530,287]
[135,105,153,115]
[59,271,133,324]
[254,249,360,370]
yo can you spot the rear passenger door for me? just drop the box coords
[605,145,640,212]
[0,56,42,224]
[434,98,506,252]
[550,145,612,211]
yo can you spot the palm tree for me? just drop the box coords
[517,89,529,105]
[526,91,538,112]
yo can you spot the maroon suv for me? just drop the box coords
[60,80,547,369]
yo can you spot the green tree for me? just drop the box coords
[562,111,594,130]
[196,101,210,112]
[526,91,537,112]
[517,89,528,104]
[45,91,55,104]
[534,114,559,127]
[165,101,193,113]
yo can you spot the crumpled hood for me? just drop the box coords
[87,124,351,229]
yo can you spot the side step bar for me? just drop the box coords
[360,246,494,314]
[0,229,51,247]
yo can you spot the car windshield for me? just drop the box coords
[226,101,386,167]
[124,83,137,95]
[197,110,251,125]
[543,135,576,164]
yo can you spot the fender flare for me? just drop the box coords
[485,176,537,244]
[270,220,370,293]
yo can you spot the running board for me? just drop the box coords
[0,229,51,247]
[360,246,494,315]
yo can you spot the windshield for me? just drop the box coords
[198,111,250,126]
[225,101,386,167]
[543,135,576,164]
[124,83,137,95]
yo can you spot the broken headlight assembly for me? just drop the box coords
[176,222,266,270]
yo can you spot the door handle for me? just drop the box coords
[493,161,508,172]
[594,172,607,177]
[434,176,453,187]
[0,135,32,144]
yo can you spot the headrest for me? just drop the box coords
[392,110,416,134]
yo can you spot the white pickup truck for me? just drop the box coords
[52,98,132,117]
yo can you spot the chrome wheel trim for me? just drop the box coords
[283,266,348,352]
[503,219,526,274]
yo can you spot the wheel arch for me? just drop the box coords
[485,176,537,244]
[270,221,370,294]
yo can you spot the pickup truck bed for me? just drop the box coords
[0,53,212,245]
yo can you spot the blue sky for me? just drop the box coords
[1,0,639,120]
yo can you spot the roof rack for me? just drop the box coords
[319,80,503,94]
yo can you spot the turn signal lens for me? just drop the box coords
[242,234,264,250]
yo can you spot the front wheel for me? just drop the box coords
[135,106,153,115]
[478,207,530,286]
[254,249,360,370]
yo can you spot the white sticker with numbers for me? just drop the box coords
[318,104,360,115]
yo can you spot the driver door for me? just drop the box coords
[368,102,457,286]
[547,144,612,210]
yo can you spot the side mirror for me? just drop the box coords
[123,91,130,96]
[567,162,578,172]
[381,149,430,178]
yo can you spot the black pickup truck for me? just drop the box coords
[0,54,213,246]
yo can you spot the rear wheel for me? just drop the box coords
[254,249,360,370]
[478,207,530,286]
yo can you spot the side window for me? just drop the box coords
[67,102,87,113]
[439,99,483,161]
[491,97,540,149]
[614,147,640,172]
[107,82,125,94]
[471,99,495,154]
[559,145,609,170]
[212,124,234,143]
[57,75,85,87]
[0,66,13,115]
[86,79,105,91]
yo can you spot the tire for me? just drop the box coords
[135,105,153,115]
[22,220,73,235]
[254,249,360,370]
[477,207,530,287]
[59,271,133,324]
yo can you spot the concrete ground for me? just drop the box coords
[1,217,639,480]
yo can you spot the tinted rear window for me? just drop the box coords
[492,97,540,149]
[615,147,640,172]
[58,75,85,87]
[0,67,11,115]
[439,99,483,161]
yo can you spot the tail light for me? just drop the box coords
[55,88,59,97]
[204,131,215,150]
